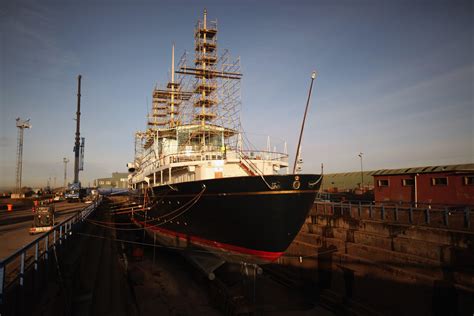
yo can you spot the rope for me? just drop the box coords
[86,185,206,231]
[308,175,323,187]
[168,184,178,191]
[75,230,353,260]
[239,152,278,190]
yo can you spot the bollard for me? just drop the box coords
[394,205,399,221]
[425,209,430,224]
[381,204,385,221]
[369,204,373,219]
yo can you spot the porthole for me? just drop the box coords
[293,180,301,190]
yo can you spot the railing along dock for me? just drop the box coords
[0,196,103,306]
[313,200,473,231]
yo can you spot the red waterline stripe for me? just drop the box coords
[132,219,283,262]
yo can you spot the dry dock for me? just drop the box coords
[1,196,473,315]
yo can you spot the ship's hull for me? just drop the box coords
[131,174,321,264]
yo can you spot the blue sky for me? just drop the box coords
[1,0,472,188]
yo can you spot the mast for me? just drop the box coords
[148,47,192,134]
[293,72,317,174]
[170,44,176,127]
[144,9,242,149]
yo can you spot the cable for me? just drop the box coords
[85,186,206,231]
[75,230,351,261]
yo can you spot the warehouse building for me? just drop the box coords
[322,171,376,192]
[373,164,474,206]
[94,172,129,189]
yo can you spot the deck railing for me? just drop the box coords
[133,148,289,183]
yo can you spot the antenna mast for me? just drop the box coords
[293,71,317,174]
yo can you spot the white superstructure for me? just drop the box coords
[129,124,289,190]
[128,10,289,190]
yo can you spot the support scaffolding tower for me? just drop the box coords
[142,9,243,155]
[175,9,243,148]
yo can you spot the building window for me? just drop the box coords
[464,176,474,185]
[402,179,414,186]
[99,181,104,185]
[432,177,448,186]
[377,179,389,187]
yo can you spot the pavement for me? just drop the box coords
[0,200,87,260]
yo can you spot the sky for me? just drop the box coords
[0,0,473,189]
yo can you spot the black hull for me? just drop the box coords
[131,174,321,264]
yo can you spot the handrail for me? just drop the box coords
[313,200,473,231]
[0,196,103,305]
[0,198,100,266]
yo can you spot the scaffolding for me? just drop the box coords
[148,47,193,131]
[145,9,242,151]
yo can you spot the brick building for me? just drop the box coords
[373,164,474,206]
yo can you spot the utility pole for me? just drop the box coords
[73,75,82,184]
[358,152,364,189]
[15,118,31,195]
[320,163,324,191]
[63,157,69,188]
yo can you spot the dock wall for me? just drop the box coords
[276,202,474,315]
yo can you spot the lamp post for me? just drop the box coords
[63,157,69,188]
[358,152,364,189]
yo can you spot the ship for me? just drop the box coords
[127,9,322,266]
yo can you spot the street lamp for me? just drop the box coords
[358,152,364,189]
[63,157,69,188]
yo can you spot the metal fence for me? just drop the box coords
[313,200,473,231]
[0,197,102,307]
